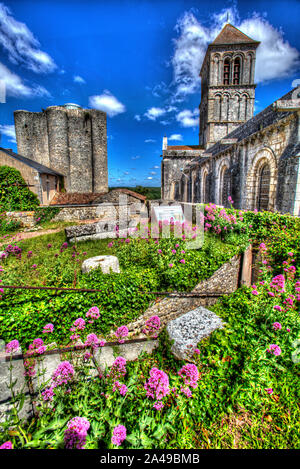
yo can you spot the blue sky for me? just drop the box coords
[0,0,299,187]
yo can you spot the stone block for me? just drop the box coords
[82,255,120,274]
[166,306,224,360]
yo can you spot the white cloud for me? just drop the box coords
[145,138,156,143]
[176,108,198,127]
[89,90,126,117]
[73,75,86,84]
[144,107,166,121]
[172,6,300,98]
[0,123,16,142]
[169,133,183,141]
[149,171,157,175]
[147,177,153,180]
[0,61,50,97]
[134,114,141,121]
[131,155,141,160]
[0,3,57,73]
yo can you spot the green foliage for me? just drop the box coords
[110,186,161,200]
[0,214,21,234]
[33,206,60,225]
[0,166,39,211]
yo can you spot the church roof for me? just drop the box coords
[0,147,64,176]
[203,87,300,158]
[212,23,260,45]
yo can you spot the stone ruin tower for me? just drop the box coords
[14,103,108,193]
[199,23,260,148]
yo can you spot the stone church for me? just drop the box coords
[161,23,300,216]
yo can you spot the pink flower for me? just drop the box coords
[179,259,185,264]
[115,325,129,344]
[111,424,126,446]
[273,305,282,312]
[109,357,127,380]
[178,364,199,389]
[0,441,13,449]
[251,290,258,296]
[85,333,99,349]
[153,401,164,410]
[42,386,54,402]
[73,318,86,331]
[267,344,282,356]
[265,388,273,395]
[5,339,19,354]
[168,263,173,268]
[272,322,282,330]
[52,361,75,388]
[64,417,90,449]
[43,323,54,334]
[144,367,170,400]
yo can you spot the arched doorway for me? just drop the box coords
[257,163,271,211]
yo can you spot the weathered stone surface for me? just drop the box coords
[65,220,130,243]
[93,340,158,371]
[166,306,224,360]
[124,254,241,337]
[82,255,120,274]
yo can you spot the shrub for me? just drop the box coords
[0,166,39,211]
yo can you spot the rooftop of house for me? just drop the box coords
[0,148,64,176]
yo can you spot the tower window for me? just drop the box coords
[233,58,241,85]
[223,58,230,85]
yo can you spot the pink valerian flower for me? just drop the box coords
[111,425,126,446]
[99,340,106,347]
[42,386,55,402]
[115,326,129,344]
[64,417,90,450]
[273,305,282,312]
[153,401,164,410]
[180,259,185,264]
[0,441,13,449]
[273,322,282,330]
[142,315,161,338]
[259,243,267,251]
[194,348,200,355]
[85,333,99,349]
[52,361,75,388]
[168,263,173,268]
[228,196,234,205]
[251,290,259,296]
[72,318,86,331]
[43,323,54,334]
[108,357,127,380]
[113,381,128,396]
[267,344,282,356]
[83,352,92,361]
[178,364,199,389]
[144,367,170,401]
[180,386,193,398]
[265,388,273,395]
[86,306,100,324]
[5,339,20,354]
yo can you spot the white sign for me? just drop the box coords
[152,205,184,223]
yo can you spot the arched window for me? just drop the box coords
[202,171,209,203]
[221,168,231,207]
[233,58,241,84]
[223,58,230,85]
[257,163,271,211]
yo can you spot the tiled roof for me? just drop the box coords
[50,193,105,205]
[212,23,259,45]
[0,148,64,176]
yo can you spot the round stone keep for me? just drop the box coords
[81,255,120,274]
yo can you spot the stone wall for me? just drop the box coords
[14,105,108,194]
[125,254,242,337]
[0,339,158,422]
[6,211,36,228]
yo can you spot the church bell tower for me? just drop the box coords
[199,23,260,148]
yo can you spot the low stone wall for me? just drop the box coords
[0,338,157,423]
[5,211,36,228]
[53,202,148,223]
[125,253,242,337]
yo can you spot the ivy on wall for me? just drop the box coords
[0,166,39,211]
